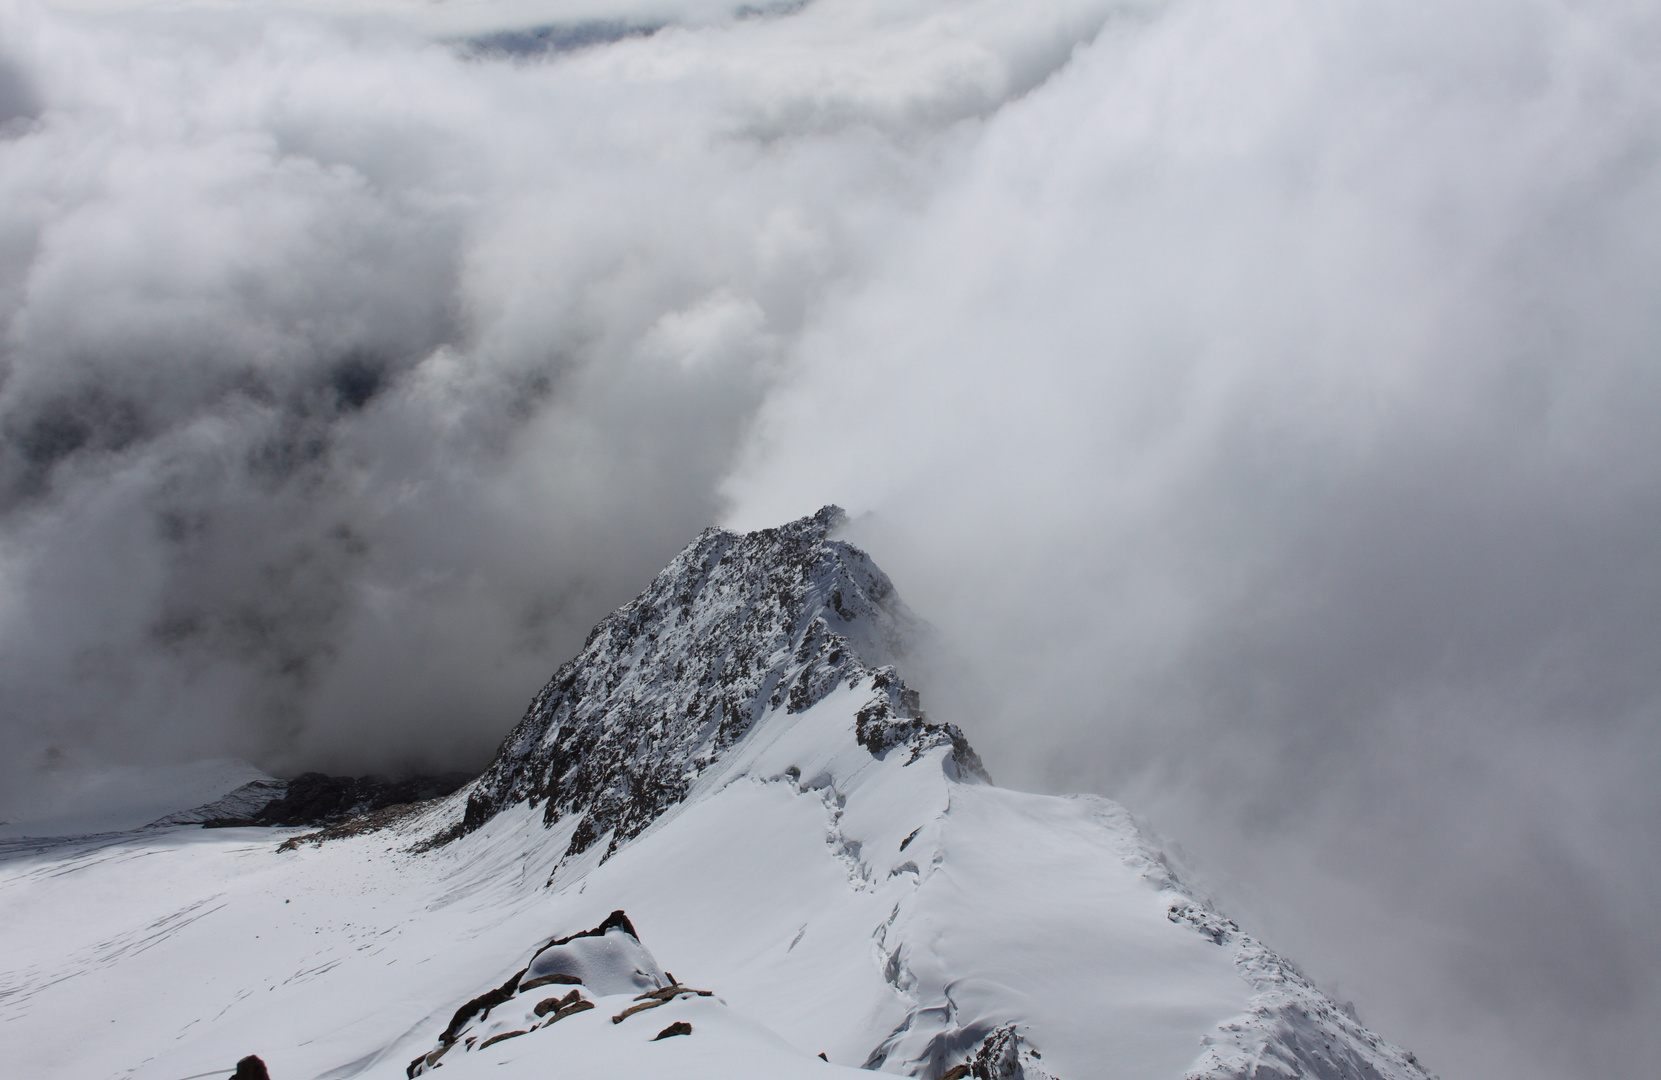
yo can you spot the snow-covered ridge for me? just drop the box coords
[147,778,290,827]
[459,505,985,860]
[0,509,1436,1080]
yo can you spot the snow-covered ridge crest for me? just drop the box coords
[459,505,987,860]
[0,509,1438,1080]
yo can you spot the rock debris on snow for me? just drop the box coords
[408,910,699,1076]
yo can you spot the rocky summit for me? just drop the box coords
[1,508,1435,1080]
[459,506,986,861]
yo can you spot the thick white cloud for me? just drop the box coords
[1,1,1658,1078]
[0,0,1117,783]
[724,1,1661,1077]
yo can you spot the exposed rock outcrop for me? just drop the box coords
[455,507,986,859]
[408,910,715,1078]
[252,771,473,827]
[232,1055,271,1080]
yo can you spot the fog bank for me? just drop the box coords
[3,1,1659,1078]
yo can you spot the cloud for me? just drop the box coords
[0,0,1124,780]
[723,1,1661,1077]
[1,0,1657,1078]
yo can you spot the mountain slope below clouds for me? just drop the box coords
[459,505,983,859]
[0,509,1433,1080]
[0,758,271,839]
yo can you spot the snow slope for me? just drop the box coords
[460,505,983,857]
[0,510,1433,1080]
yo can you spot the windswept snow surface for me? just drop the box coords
[0,691,1429,1080]
[0,514,1432,1080]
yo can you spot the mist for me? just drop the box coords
[1,0,1658,1078]
[0,0,1103,783]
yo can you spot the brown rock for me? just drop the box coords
[612,997,670,1023]
[439,967,530,1045]
[533,990,582,1017]
[478,1030,528,1050]
[634,985,713,1002]
[556,999,594,1018]
[520,972,584,994]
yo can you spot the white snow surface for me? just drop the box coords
[523,925,667,997]
[0,682,1430,1080]
[0,513,1430,1080]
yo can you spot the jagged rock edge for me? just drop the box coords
[427,507,987,861]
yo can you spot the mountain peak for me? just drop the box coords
[6,509,1434,1080]
[459,508,985,859]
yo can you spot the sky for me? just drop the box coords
[1,0,1658,1078]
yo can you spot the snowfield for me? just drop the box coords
[0,512,1433,1080]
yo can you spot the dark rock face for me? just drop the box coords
[252,772,474,827]
[972,1026,1022,1080]
[439,969,529,1048]
[920,1025,1054,1080]
[459,506,987,859]
[653,1020,693,1040]
[233,1055,271,1080]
